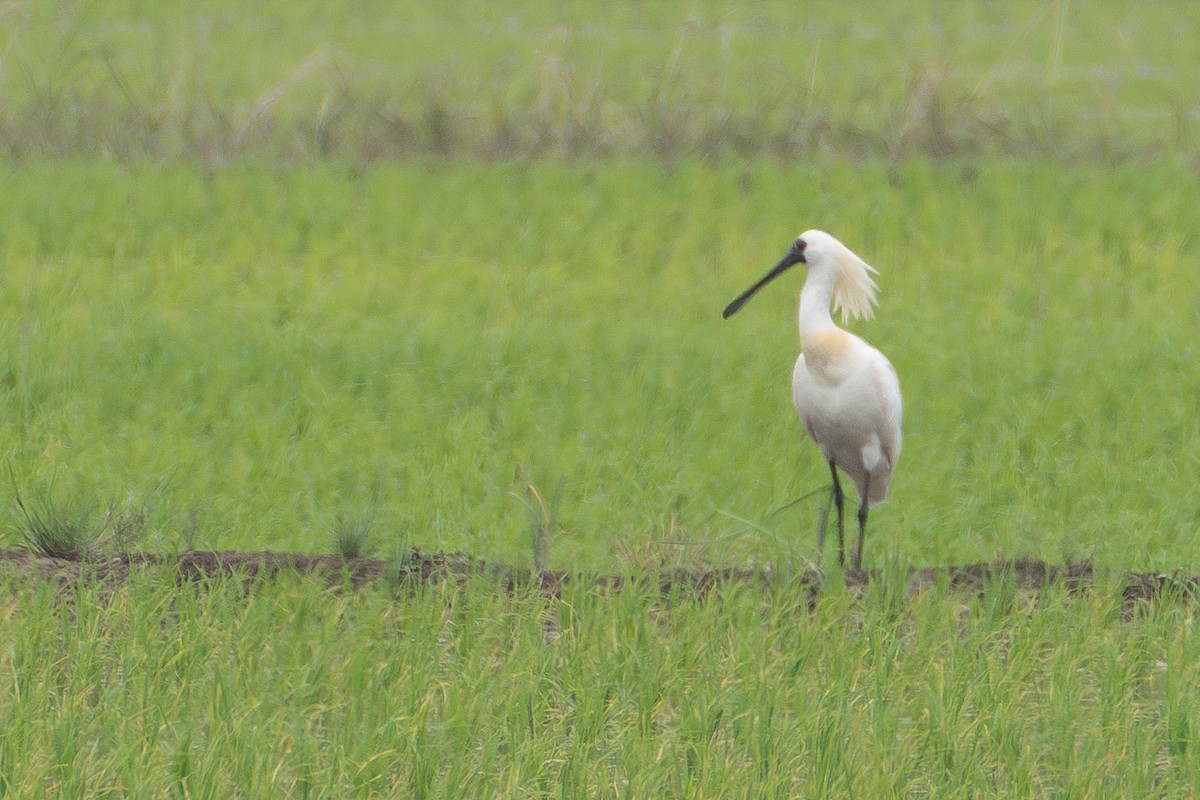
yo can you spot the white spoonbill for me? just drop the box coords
[723,230,901,570]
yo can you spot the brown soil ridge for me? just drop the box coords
[0,548,1197,606]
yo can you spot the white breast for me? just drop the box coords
[793,328,902,504]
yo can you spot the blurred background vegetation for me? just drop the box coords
[1,0,1197,165]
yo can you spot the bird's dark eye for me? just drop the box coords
[794,239,807,261]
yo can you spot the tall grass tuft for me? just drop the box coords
[11,489,99,561]
[512,475,564,575]
[332,514,375,561]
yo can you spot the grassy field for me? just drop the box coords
[2,0,1198,161]
[2,1,1200,796]
[1,159,1197,569]
[3,569,1200,797]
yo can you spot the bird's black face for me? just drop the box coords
[788,237,808,266]
[722,237,807,319]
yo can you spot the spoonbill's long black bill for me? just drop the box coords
[722,250,804,319]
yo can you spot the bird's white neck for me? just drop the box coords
[797,266,838,341]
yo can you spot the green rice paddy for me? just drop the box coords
[2,1,1199,796]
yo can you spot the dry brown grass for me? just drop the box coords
[0,53,1185,167]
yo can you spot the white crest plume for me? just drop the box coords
[804,229,880,323]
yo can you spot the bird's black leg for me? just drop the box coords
[829,461,845,568]
[816,463,835,557]
[854,474,870,571]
